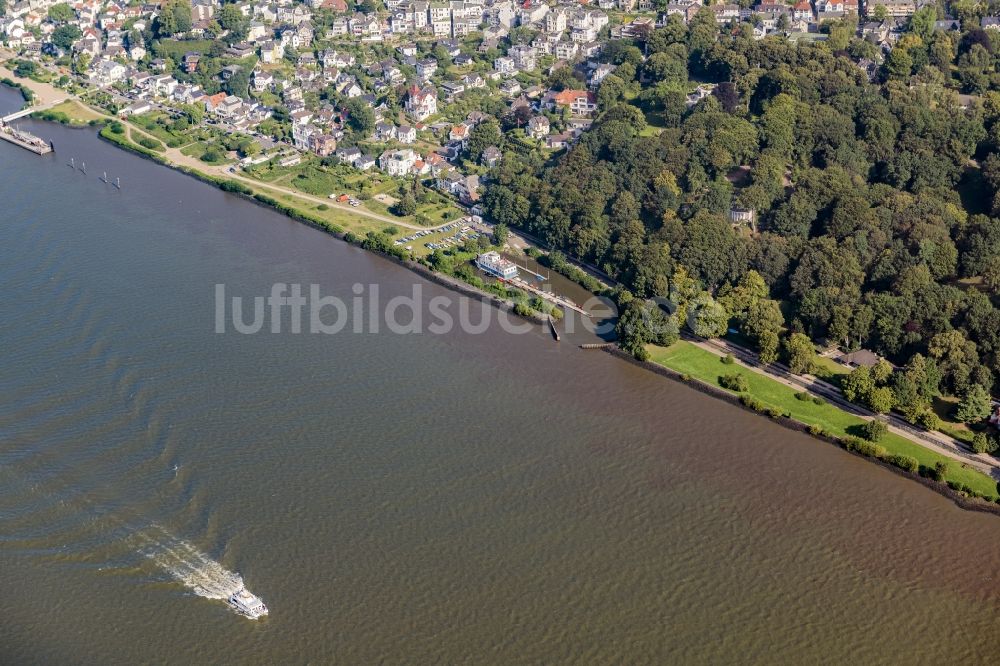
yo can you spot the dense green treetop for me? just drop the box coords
[483,20,1000,397]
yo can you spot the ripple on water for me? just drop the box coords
[2,117,1000,664]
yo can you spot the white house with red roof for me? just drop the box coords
[405,84,437,121]
[792,0,814,21]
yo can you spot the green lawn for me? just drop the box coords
[648,341,999,500]
[179,140,211,158]
[41,99,107,124]
[243,161,464,230]
[285,165,345,196]
[932,396,977,444]
[810,355,849,385]
[132,112,196,148]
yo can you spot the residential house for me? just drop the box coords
[327,17,349,36]
[293,123,315,150]
[449,122,470,144]
[441,80,465,101]
[481,145,501,167]
[216,95,245,119]
[865,0,915,17]
[526,115,550,139]
[589,62,615,88]
[309,134,338,156]
[120,100,152,117]
[453,16,479,37]
[321,49,355,68]
[252,69,274,92]
[397,125,417,143]
[462,72,486,89]
[934,19,961,31]
[792,0,813,20]
[437,171,480,203]
[709,3,740,23]
[546,8,568,33]
[555,41,579,60]
[337,145,362,165]
[816,0,845,16]
[499,79,522,97]
[546,132,572,149]
[374,121,397,141]
[259,40,282,64]
[729,207,756,227]
[153,74,179,97]
[494,56,516,75]
[380,148,417,176]
[547,89,597,116]
[509,44,536,72]
[685,83,716,107]
[416,58,438,81]
[405,85,438,121]
[424,152,449,175]
[90,58,127,86]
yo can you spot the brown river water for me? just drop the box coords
[1,88,999,663]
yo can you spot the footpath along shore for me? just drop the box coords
[0,72,567,326]
[6,71,1000,499]
[0,56,459,235]
[685,335,1000,479]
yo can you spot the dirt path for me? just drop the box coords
[0,61,461,234]
[686,335,1000,480]
[115,116,455,232]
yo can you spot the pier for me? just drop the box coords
[1,106,36,123]
[0,97,68,155]
[548,316,561,341]
[504,276,591,317]
[510,258,549,282]
[0,121,52,154]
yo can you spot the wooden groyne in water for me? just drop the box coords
[0,122,52,154]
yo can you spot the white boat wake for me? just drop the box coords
[137,526,245,602]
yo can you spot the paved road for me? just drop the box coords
[685,335,1000,481]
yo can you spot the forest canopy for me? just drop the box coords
[484,13,1000,405]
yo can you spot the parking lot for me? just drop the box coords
[393,220,481,250]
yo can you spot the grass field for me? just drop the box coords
[234,179,390,236]
[810,355,849,385]
[245,160,464,233]
[648,341,999,500]
[131,112,196,148]
[44,99,107,124]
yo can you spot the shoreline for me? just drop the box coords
[87,118,554,327]
[10,85,999,516]
[0,79,563,323]
[604,346,1000,516]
